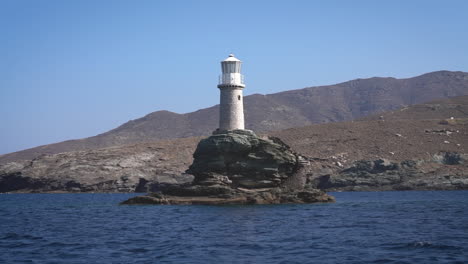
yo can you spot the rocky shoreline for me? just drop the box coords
[1,153,467,194]
[308,155,468,192]
[1,153,466,194]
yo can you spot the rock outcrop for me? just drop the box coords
[308,154,468,192]
[121,130,334,205]
[188,130,301,188]
[0,138,197,193]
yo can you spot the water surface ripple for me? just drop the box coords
[1,191,467,263]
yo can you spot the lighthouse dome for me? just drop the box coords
[222,54,241,62]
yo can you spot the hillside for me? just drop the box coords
[1,70,468,164]
[360,95,468,121]
[271,95,468,164]
[1,95,467,193]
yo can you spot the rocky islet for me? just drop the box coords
[121,130,335,205]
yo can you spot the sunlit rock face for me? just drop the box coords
[187,129,299,189]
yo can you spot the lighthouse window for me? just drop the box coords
[238,95,241,100]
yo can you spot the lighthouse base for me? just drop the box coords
[121,130,335,205]
[212,128,253,136]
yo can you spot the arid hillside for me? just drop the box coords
[272,96,468,165]
[360,95,468,121]
[1,70,467,164]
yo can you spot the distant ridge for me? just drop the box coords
[1,70,468,164]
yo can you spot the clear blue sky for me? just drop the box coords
[1,0,467,154]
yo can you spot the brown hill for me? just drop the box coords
[359,95,468,121]
[272,95,468,164]
[1,70,468,164]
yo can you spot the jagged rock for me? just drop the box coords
[310,156,468,191]
[433,152,466,165]
[320,158,405,190]
[122,130,335,205]
[374,159,399,171]
[342,159,399,174]
[187,130,299,189]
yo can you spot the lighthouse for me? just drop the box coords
[217,54,245,131]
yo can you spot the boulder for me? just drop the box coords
[187,130,299,189]
[433,152,467,165]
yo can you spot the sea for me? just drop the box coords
[1,191,467,264]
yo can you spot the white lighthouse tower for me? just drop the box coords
[217,54,245,131]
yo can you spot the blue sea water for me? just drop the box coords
[1,191,467,264]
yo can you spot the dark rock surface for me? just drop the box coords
[120,188,334,205]
[121,130,334,205]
